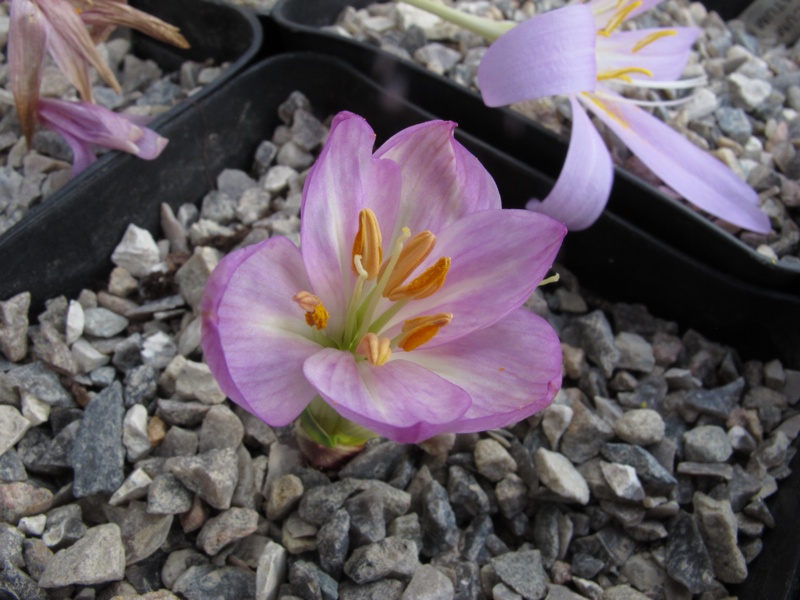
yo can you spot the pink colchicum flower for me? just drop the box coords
[399,0,770,234]
[37,98,168,174]
[201,112,566,446]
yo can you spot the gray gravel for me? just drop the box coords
[0,91,796,599]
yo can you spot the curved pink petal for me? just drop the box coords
[478,4,597,107]
[37,99,168,174]
[383,209,566,346]
[527,95,614,230]
[596,28,701,82]
[374,120,501,239]
[403,309,562,432]
[303,348,472,443]
[201,236,322,425]
[301,112,403,336]
[581,93,770,233]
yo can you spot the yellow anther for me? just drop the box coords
[293,291,322,313]
[598,0,642,36]
[386,257,451,301]
[304,305,330,330]
[293,291,329,330]
[597,67,654,82]
[398,313,453,352]
[352,209,383,280]
[379,230,436,296]
[632,29,678,53]
[357,332,392,366]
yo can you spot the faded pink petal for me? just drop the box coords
[70,0,190,48]
[478,4,597,107]
[9,0,47,143]
[527,95,614,230]
[36,0,120,99]
[301,112,403,336]
[201,236,321,425]
[384,208,566,346]
[402,309,562,432]
[581,93,771,233]
[596,28,701,81]
[375,120,501,238]
[37,98,168,174]
[303,348,472,443]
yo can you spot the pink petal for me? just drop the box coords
[403,309,562,432]
[300,112,403,336]
[36,0,119,98]
[303,348,472,443]
[201,236,322,425]
[581,93,771,233]
[37,99,168,174]
[374,120,501,238]
[384,209,566,346]
[596,28,701,81]
[589,0,663,29]
[527,96,614,230]
[478,4,597,107]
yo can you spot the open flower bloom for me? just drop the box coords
[37,98,168,174]
[476,0,771,233]
[201,112,566,445]
[8,0,188,144]
[398,0,769,233]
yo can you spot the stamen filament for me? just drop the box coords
[353,228,412,346]
[539,273,560,287]
[599,0,642,36]
[632,29,678,53]
[344,255,369,345]
[369,299,410,335]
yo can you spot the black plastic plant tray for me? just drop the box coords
[269,0,800,296]
[0,52,798,596]
[0,0,261,247]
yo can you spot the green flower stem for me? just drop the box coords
[397,0,515,42]
[299,396,378,449]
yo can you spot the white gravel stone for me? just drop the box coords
[475,438,518,482]
[142,331,178,369]
[21,390,51,426]
[600,461,646,502]
[38,523,126,587]
[176,360,227,404]
[83,307,129,338]
[72,338,110,373]
[614,409,665,446]
[534,448,590,505]
[175,246,220,311]
[65,300,85,345]
[123,404,151,462]
[542,404,573,450]
[109,468,153,506]
[111,224,161,277]
[0,406,31,456]
[18,514,47,536]
[728,72,773,110]
[256,540,287,600]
